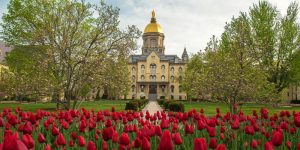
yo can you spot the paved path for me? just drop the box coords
[142,101,163,115]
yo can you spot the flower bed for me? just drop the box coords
[0,106,300,150]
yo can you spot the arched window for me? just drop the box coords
[131,85,135,92]
[141,75,145,81]
[153,75,156,81]
[150,64,156,75]
[179,76,183,83]
[132,67,135,71]
[140,85,144,92]
[161,75,165,81]
[179,67,182,73]
[171,76,174,82]
[179,85,183,93]
[171,67,174,75]
[132,75,135,82]
[141,65,145,74]
[161,65,165,74]
[150,75,153,81]
[171,85,174,93]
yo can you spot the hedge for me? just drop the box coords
[157,100,185,112]
[125,99,149,111]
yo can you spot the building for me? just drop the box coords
[0,41,13,63]
[128,11,189,100]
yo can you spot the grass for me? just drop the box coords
[184,101,300,115]
[0,100,299,116]
[0,100,127,112]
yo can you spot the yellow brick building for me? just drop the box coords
[128,11,189,100]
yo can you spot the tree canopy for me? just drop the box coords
[184,1,300,106]
[1,0,141,108]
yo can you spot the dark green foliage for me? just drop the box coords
[290,100,300,104]
[168,102,185,112]
[125,99,149,111]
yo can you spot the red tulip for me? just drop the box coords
[38,133,46,143]
[102,127,114,141]
[87,141,96,150]
[173,133,182,145]
[78,136,86,147]
[155,126,162,136]
[194,138,207,150]
[0,132,28,150]
[44,144,51,150]
[251,139,258,149]
[216,144,226,150]
[264,141,274,150]
[56,133,66,146]
[209,138,217,149]
[230,119,239,130]
[51,124,59,136]
[119,133,130,146]
[271,130,283,146]
[22,134,35,149]
[69,140,74,147]
[294,116,300,127]
[141,137,151,150]
[23,122,32,135]
[158,130,173,150]
[112,131,118,143]
[206,126,216,137]
[102,141,108,150]
[160,119,169,129]
[297,143,300,150]
[286,141,292,150]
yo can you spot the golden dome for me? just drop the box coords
[144,10,164,33]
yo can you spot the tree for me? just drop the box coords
[1,46,55,102]
[1,0,141,109]
[249,1,300,93]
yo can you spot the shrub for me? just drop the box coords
[157,100,164,106]
[125,101,139,111]
[168,102,184,112]
[125,99,149,111]
[290,100,300,104]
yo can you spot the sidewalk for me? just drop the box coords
[142,101,163,115]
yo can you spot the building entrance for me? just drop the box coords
[149,85,157,100]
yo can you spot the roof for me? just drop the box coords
[129,51,185,64]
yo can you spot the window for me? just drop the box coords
[161,65,165,74]
[150,39,156,47]
[141,65,145,74]
[171,76,174,82]
[131,85,135,92]
[179,85,183,93]
[150,64,156,75]
[141,75,145,81]
[161,75,165,81]
[132,67,135,71]
[153,75,156,81]
[132,75,135,82]
[141,85,144,92]
[171,85,174,93]
[179,67,182,73]
[161,85,165,93]
[179,76,183,83]
[171,67,174,75]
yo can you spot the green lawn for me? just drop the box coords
[184,101,300,115]
[0,100,127,112]
[0,100,299,116]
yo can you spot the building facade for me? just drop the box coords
[128,11,189,100]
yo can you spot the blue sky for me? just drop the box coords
[0,0,297,56]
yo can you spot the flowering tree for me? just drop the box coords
[1,0,141,108]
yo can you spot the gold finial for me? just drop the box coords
[152,10,156,18]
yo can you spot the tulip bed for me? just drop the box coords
[0,106,300,150]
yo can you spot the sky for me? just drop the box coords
[0,0,298,56]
